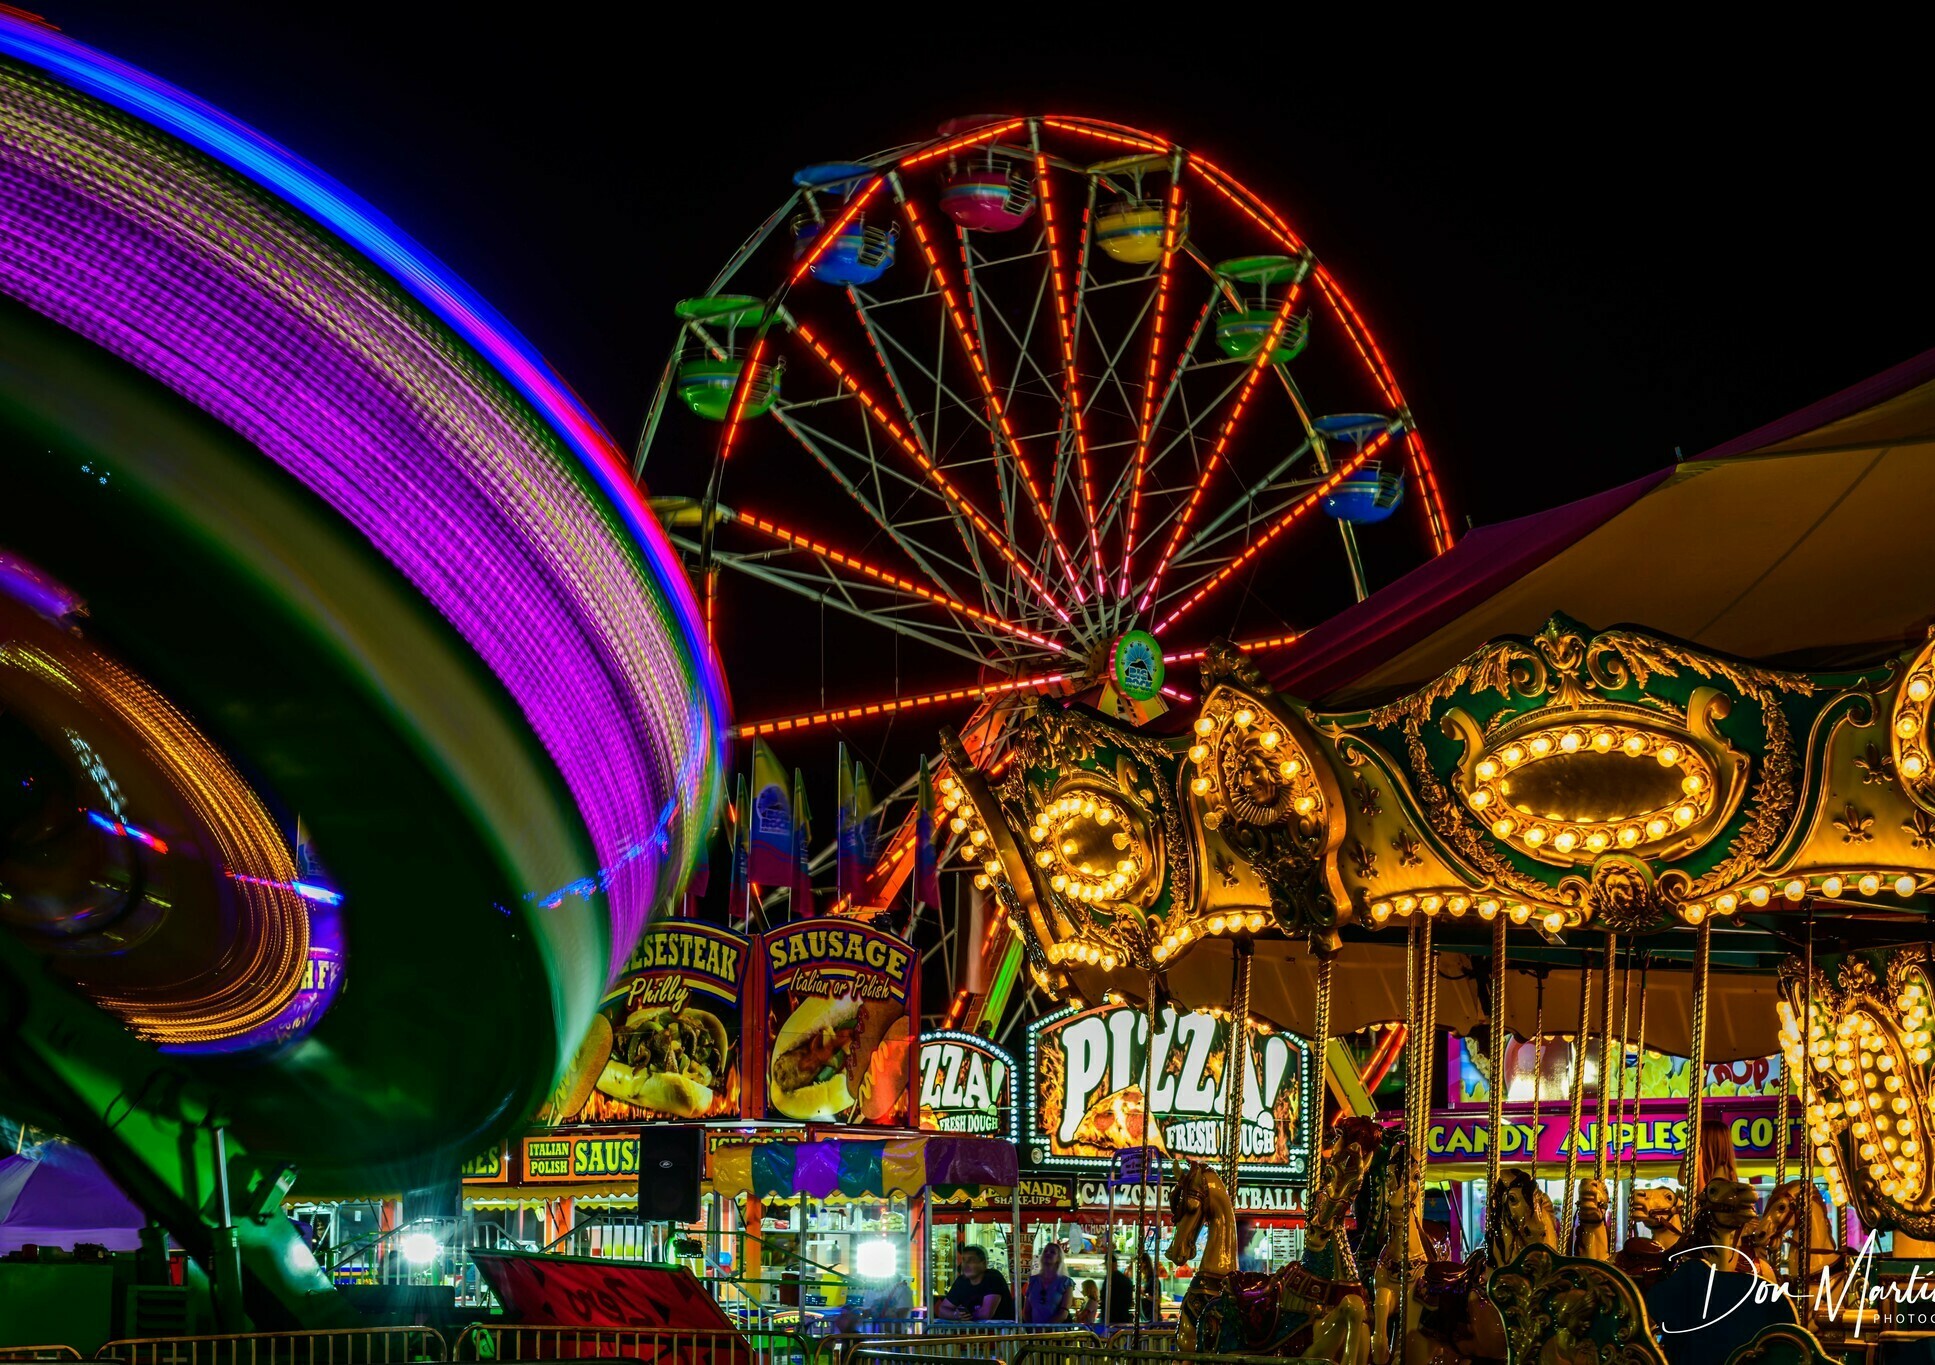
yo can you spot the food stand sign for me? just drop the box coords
[917,1031,1017,1141]
[761,921,920,1126]
[1027,1004,1313,1177]
[542,923,751,1124]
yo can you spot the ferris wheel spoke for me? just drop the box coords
[721,505,1071,653]
[731,665,1077,741]
[1095,348,1250,556]
[1154,428,1396,635]
[1119,166,1187,599]
[787,320,1072,624]
[1137,290,1304,612]
[899,194,1086,601]
[1030,150,1106,600]
[687,542,1012,670]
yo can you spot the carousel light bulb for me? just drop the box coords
[1081,798,1097,816]
[1908,754,1928,778]
[1036,848,1055,868]
[1189,744,1209,764]
[1585,830,1610,852]
[1623,735,1647,755]
[1261,730,1282,749]
[1295,796,1317,815]
[1525,826,1548,847]
[1062,840,1078,855]
[1102,954,1117,971]
[1234,708,1255,727]
[1645,818,1670,840]
[1717,892,1738,913]
[1913,678,1933,703]
[1919,1048,1933,1065]
[1051,874,1068,891]
[1683,773,1706,795]
[973,874,991,890]
[1478,899,1500,920]
[1786,879,1807,901]
[1477,759,1501,780]
[1543,910,1566,932]
[983,859,1000,877]
[1195,716,1216,735]
[1908,1140,1923,1157]
[1561,731,1584,753]
[1094,807,1113,826]
[1030,825,1048,842]
[1618,825,1641,847]
[1191,777,1211,796]
[1277,760,1298,780]
[1861,874,1882,896]
[1900,715,1921,739]
[1592,730,1616,751]
[1822,874,1845,897]
[1372,902,1392,923]
[1837,1057,1856,1074]
[1449,895,1470,916]
[1684,904,1707,925]
[970,828,988,846]
[1422,896,1443,916]
[1554,829,1578,852]
[1470,790,1493,809]
[1531,736,1553,756]
[1818,1145,1838,1164]
[1657,744,1682,765]
[1163,934,1179,951]
[1862,1143,1880,1161]
[1178,925,1194,942]
[1896,1096,1912,1114]
[1493,817,1516,837]
[1899,876,1920,897]
[1209,915,1227,932]
[1509,903,1532,924]
[1749,884,1771,906]
[950,816,969,834]
[1674,804,1697,826]
[1503,745,1526,765]
[1247,913,1266,932]
[1396,896,1417,914]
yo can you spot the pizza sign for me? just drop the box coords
[1028,1004,1313,1175]
[917,1032,1016,1141]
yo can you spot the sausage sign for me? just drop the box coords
[1027,1003,1313,1177]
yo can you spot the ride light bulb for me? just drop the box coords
[1908,754,1929,778]
[1749,884,1771,906]
[1477,759,1500,780]
[1901,715,1921,739]
[1899,876,1919,897]
[1618,825,1641,847]
[1261,730,1282,749]
[950,816,968,834]
[1786,879,1807,901]
[1195,716,1216,735]
[1561,731,1584,753]
[1531,736,1553,756]
[1592,730,1615,751]
[1657,744,1682,765]
[1233,708,1255,727]
[1189,744,1209,763]
[1861,874,1882,896]
[1553,830,1578,852]
[1586,831,1610,852]
[1645,818,1670,840]
[1623,735,1647,755]
[1191,777,1211,796]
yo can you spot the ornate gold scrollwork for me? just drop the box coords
[1486,1244,1665,1365]
[1892,633,1935,804]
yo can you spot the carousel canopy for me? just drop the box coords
[1273,347,1935,708]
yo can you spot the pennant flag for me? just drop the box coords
[915,757,942,910]
[728,772,750,924]
[837,745,883,904]
[791,768,814,916]
[748,740,793,885]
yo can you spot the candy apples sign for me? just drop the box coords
[762,922,919,1126]
[918,1032,1017,1141]
[1027,1004,1313,1175]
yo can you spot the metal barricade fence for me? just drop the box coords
[451,1326,809,1365]
[1012,1347,1321,1365]
[838,1328,1098,1365]
[0,1349,84,1362]
[92,1328,448,1365]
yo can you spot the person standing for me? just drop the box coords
[1020,1242,1074,1323]
[933,1244,1015,1321]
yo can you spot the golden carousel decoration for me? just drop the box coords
[942,616,1935,1364]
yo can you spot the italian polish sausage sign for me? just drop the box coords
[1027,1004,1313,1177]
[761,921,920,1126]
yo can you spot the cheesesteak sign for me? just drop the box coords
[1028,1004,1313,1176]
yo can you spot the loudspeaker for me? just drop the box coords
[637,1127,704,1224]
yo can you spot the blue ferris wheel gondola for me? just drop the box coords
[1315,414,1404,524]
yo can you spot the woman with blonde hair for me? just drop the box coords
[1021,1241,1074,1323]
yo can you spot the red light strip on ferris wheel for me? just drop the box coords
[900,196,1086,599]
[1119,176,1187,599]
[733,671,1072,739]
[900,120,1028,169]
[1138,286,1303,613]
[791,321,1071,623]
[1034,153,1105,600]
[727,507,1065,650]
[716,176,887,471]
[1040,117,1164,153]
[1155,431,1393,635]
[1188,157,1453,555]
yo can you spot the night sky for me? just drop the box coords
[46,6,1935,806]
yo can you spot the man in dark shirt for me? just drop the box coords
[1103,1249,1155,1324]
[934,1245,1015,1320]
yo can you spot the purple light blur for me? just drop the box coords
[0,32,725,980]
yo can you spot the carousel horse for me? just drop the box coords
[1569,1178,1611,1261]
[1405,1168,1559,1365]
[1678,1177,1769,1278]
[1165,1116,1380,1362]
[1740,1178,1842,1289]
[1611,1184,1683,1286]
[1360,1134,1436,1365]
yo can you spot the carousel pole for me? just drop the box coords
[1682,920,1714,1200]
[1561,950,1592,1240]
[1531,975,1547,1187]
[1487,914,1509,1242]
[1138,972,1161,1342]
[1800,910,1815,1297]
[1406,918,1437,1296]
[1312,952,1335,1199]
[1626,953,1650,1219]
[1597,934,1617,1191]
[1226,940,1255,1197]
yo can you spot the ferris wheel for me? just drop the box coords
[637,114,1454,963]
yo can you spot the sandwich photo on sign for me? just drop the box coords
[762,922,919,1125]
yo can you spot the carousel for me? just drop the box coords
[939,351,1935,1365]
